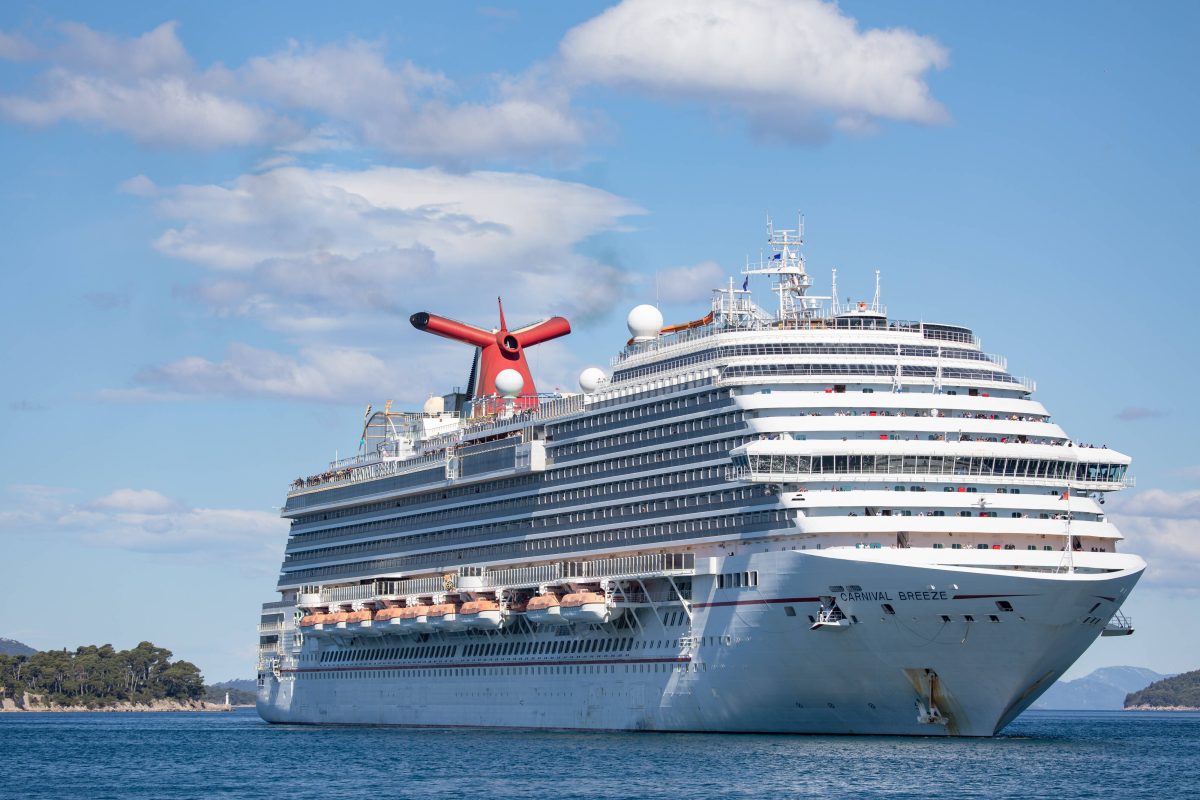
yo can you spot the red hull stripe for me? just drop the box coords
[284,656,690,674]
[950,594,1035,600]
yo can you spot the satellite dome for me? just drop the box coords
[422,395,445,415]
[627,304,663,341]
[578,367,606,393]
[494,369,524,399]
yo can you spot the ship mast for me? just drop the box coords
[742,213,826,321]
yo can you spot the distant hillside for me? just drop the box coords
[203,679,257,705]
[1125,669,1200,709]
[210,679,256,693]
[1032,666,1167,710]
[0,638,37,657]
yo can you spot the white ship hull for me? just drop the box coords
[258,548,1143,735]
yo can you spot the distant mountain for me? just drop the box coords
[1032,666,1168,710]
[1125,669,1200,709]
[0,637,37,657]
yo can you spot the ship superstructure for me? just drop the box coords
[256,219,1143,736]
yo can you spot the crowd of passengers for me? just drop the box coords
[757,430,1107,448]
[291,467,354,489]
[803,410,1047,421]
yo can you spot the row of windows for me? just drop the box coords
[322,645,456,663]
[280,509,792,584]
[826,509,1097,521]
[292,425,744,536]
[292,467,729,551]
[611,344,1001,383]
[716,571,759,589]
[549,391,725,437]
[546,435,747,483]
[286,486,765,566]
[292,474,540,530]
[737,454,1128,482]
[551,413,740,460]
[724,363,1024,387]
[299,662,698,680]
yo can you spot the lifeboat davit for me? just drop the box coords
[561,591,623,624]
[426,602,464,631]
[526,594,569,626]
[458,599,503,630]
[345,608,380,637]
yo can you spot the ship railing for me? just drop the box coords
[373,576,447,597]
[477,553,696,590]
[816,606,847,624]
[287,449,451,498]
[564,552,695,580]
[612,588,691,605]
[613,318,983,366]
[256,622,284,635]
[726,467,1136,491]
[1102,610,1134,636]
[320,584,377,603]
[483,563,563,588]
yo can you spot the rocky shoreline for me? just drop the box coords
[1,694,249,713]
[1123,705,1200,712]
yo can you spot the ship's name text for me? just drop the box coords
[838,590,949,602]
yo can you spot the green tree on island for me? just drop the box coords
[0,641,205,708]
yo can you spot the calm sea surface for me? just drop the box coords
[0,709,1196,799]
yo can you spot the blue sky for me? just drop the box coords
[0,1,1197,682]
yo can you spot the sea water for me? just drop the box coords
[1,709,1196,799]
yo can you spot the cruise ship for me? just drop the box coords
[256,219,1144,736]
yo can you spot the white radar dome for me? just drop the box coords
[422,395,445,415]
[627,304,664,341]
[578,367,606,393]
[494,368,525,398]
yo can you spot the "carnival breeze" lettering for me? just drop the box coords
[838,590,949,602]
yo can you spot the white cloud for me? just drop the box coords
[0,21,583,159]
[53,20,192,78]
[655,260,725,305]
[119,173,158,196]
[124,338,491,405]
[149,164,642,326]
[1113,489,1200,519]
[90,488,180,514]
[134,343,391,402]
[0,31,38,61]
[0,484,287,565]
[0,68,290,148]
[1109,488,1200,592]
[559,0,949,140]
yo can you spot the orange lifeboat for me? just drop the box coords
[526,594,568,626]
[299,612,332,638]
[396,605,431,632]
[345,608,380,638]
[561,591,622,624]
[426,602,464,632]
[459,599,503,630]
